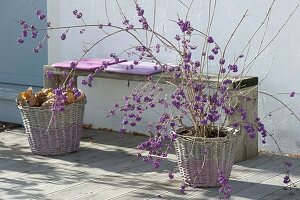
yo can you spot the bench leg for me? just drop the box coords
[44,68,78,88]
[230,86,259,163]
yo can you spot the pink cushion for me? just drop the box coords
[52,58,127,72]
[104,61,161,75]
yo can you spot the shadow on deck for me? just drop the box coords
[0,128,299,200]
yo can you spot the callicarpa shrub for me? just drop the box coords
[17,0,300,198]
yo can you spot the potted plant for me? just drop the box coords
[16,1,298,198]
[16,85,86,156]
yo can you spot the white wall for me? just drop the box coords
[48,0,300,155]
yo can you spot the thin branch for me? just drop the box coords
[258,91,300,123]
[105,0,110,24]
[177,0,189,9]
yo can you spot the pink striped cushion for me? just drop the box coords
[52,58,126,72]
[104,61,161,75]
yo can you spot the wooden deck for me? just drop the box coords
[0,128,300,200]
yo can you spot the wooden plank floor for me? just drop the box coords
[0,128,300,200]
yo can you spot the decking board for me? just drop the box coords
[0,128,299,200]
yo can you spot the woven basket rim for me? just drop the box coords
[175,126,240,142]
[17,99,87,111]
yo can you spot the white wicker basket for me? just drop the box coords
[174,127,239,187]
[18,100,86,156]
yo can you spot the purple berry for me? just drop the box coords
[76,12,82,19]
[81,79,88,85]
[290,91,296,97]
[39,14,46,20]
[70,62,77,69]
[207,36,214,43]
[33,48,39,53]
[17,38,24,44]
[36,9,42,16]
[61,33,66,40]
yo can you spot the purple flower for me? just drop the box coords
[120,128,126,135]
[201,118,208,125]
[219,58,225,65]
[175,35,181,41]
[138,9,144,16]
[142,19,149,29]
[283,175,290,184]
[38,42,43,49]
[179,184,186,194]
[156,44,161,53]
[109,110,115,115]
[36,9,42,16]
[228,64,238,72]
[123,19,129,25]
[136,115,142,121]
[290,91,295,97]
[170,121,176,127]
[33,48,39,53]
[184,51,192,63]
[61,33,66,40]
[32,31,38,38]
[76,12,83,19]
[72,88,81,98]
[211,48,218,54]
[130,121,137,127]
[223,79,232,85]
[87,74,94,82]
[153,160,160,168]
[207,36,214,43]
[46,71,53,78]
[219,85,227,94]
[208,55,214,60]
[285,161,293,168]
[22,30,28,38]
[73,9,78,15]
[218,171,232,199]
[195,61,201,68]
[31,25,36,31]
[190,45,197,50]
[70,62,77,69]
[17,38,24,44]
[171,132,178,141]
[51,88,67,113]
[233,122,239,128]
[54,88,63,96]
[149,103,155,108]
[81,79,88,85]
[23,23,29,30]
[19,19,25,25]
[39,14,46,20]
[177,19,191,33]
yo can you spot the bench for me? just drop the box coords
[44,62,259,163]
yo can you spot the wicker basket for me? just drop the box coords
[17,100,86,156]
[174,127,239,187]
